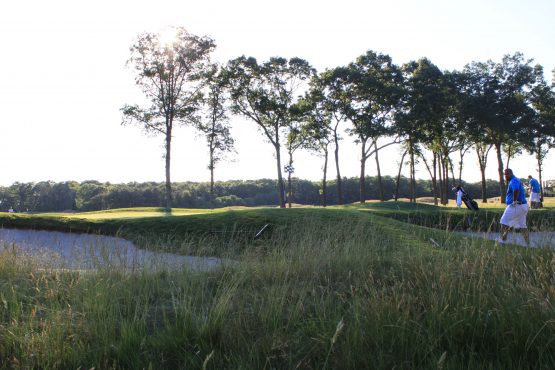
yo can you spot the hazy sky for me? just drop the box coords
[1,0,554,186]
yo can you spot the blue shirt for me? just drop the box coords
[506,176,526,204]
[529,178,540,193]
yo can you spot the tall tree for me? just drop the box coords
[474,143,494,202]
[121,27,215,209]
[339,51,403,203]
[225,56,314,208]
[314,69,348,204]
[294,79,335,207]
[462,53,540,202]
[403,59,460,205]
[284,123,305,208]
[197,64,235,206]
[395,59,453,204]
[395,62,421,203]
[525,75,555,199]
[456,67,495,202]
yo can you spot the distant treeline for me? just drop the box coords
[0,177,506,212]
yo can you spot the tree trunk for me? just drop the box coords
[275,141,286,208]
[334,133,343,205]
[287,172,292,208]
[537,144,544,200]
[374,142,384,201]
[446,155,453,205]
[436,153,445,204]
[322,148,328,207]
[419,150,436,205]
[506,143,512,169]
[441,155,449,205]
[476,144,489,203]
[410,144,416,203]
[480,164,487,203]
[395,150,407,201]
[287,150,293,208]
[448,155,456,188]
[359,142,366,204]
[209,150,214,209]
[457,146,469,185]
[432,153,438,206]
[495,143,506,204]
[165,128,173,210]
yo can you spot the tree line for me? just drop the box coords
[0,178,505,213]
[121,27,554,209]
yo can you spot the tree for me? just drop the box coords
[395,60,439,203]
[457,66,495,202]
[526,75,555,199]
[339,51,403,203]
[461,53,541,203]
[284,123,305,208]
[317,69,350,205]
[294,78,335,207]
[121,27,215,209]
[197,64,235,206]
[401,59,460,205]
[225,56,314,208]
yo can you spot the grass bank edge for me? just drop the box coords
[0,207,374,256]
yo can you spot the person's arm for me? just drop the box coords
[509,179,519,206]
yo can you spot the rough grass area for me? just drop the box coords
[356,201,555,232]
[2,210,555,368]
[2,204,555,368]
[0,208,362,257]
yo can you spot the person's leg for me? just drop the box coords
[500,223,510,241]
[522,228,530,246]
[499,205,513,242]
[517,203,530,246]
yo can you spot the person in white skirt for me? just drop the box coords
[527,175,542,209]
[456,187,463,208]
[498,168,529,246]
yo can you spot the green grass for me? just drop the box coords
[0,207,367,257]
[353,201,555,232]
[1,204,555,368]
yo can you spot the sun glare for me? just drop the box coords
[158,26,178,46]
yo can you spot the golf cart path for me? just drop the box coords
[458,231,555,248]
[0,228,237,271]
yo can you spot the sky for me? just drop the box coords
[0,0,554,187]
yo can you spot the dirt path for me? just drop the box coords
[457,231,555,248]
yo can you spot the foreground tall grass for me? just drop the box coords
[1,210,555,369]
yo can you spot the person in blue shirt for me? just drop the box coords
[527,175,542,209]
[499,168,530,245]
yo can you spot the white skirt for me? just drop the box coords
[500,203,529,229]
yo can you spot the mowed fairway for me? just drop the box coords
[45,207,221,219]
[1,201,555,369]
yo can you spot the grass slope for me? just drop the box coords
[356,201,555,232]
[1,204,555,368]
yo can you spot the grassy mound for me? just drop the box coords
[0,208,365,257]
[356,201,555,232]
[1,206,555,368]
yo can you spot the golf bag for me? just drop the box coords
[455,186,479,211]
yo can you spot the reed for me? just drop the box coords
[1,207,555,368]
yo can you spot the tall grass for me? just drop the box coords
[1,211,555,368]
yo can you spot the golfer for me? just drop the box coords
[498,168,529,245]
[527,175,541,209]
[455,186,463,208]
